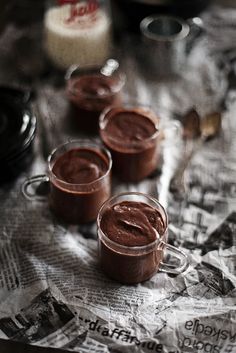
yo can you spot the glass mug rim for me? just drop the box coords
[99,104,160,149]
[140,15,190,42]
[48,139,112,188]
[65,63,126,101]
[97,192,168,254]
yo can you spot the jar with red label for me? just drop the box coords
[44,0,112,69]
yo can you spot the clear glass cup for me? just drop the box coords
[65,59,126,133]
[22,140,112,224]
[97,192,189,284]
[99,104,160,182]
[44,0,112,70]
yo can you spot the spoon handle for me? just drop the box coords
[170,138,203,195]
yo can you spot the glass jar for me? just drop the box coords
[44,0,112,69]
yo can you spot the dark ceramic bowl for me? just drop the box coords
[0,87,36,183]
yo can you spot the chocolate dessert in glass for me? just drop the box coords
[22,140,112,224]
[66,60,125,133]
[99,104,159,182]
[97,192,189,284]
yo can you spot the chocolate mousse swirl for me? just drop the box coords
[52,148,108,184]
[100,108,158,151]
[100,201,166,246]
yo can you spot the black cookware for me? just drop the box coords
[0,87,36,183]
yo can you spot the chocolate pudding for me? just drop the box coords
[98,199,167,284]
[67,74,123,133]
[50,146,111,223]
[99,107,159,182]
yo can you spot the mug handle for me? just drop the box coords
[159,242,189,275]
[22,175,49,201]
[186,17,204,54]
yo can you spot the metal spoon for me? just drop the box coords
[158,120,183,208]
[170,110,222,195]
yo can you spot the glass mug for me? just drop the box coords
[65,59,126,133]
[99,103,160,182]
[22,140,112,224]
[97,192,189,284]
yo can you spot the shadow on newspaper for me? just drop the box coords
[0,289,74,344]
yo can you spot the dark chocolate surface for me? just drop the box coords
[100,200,165,246]
[101,108,157,150]
[70,75,116,99]
[52,147,108,184]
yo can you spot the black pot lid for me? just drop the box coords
[0,87,36,161]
